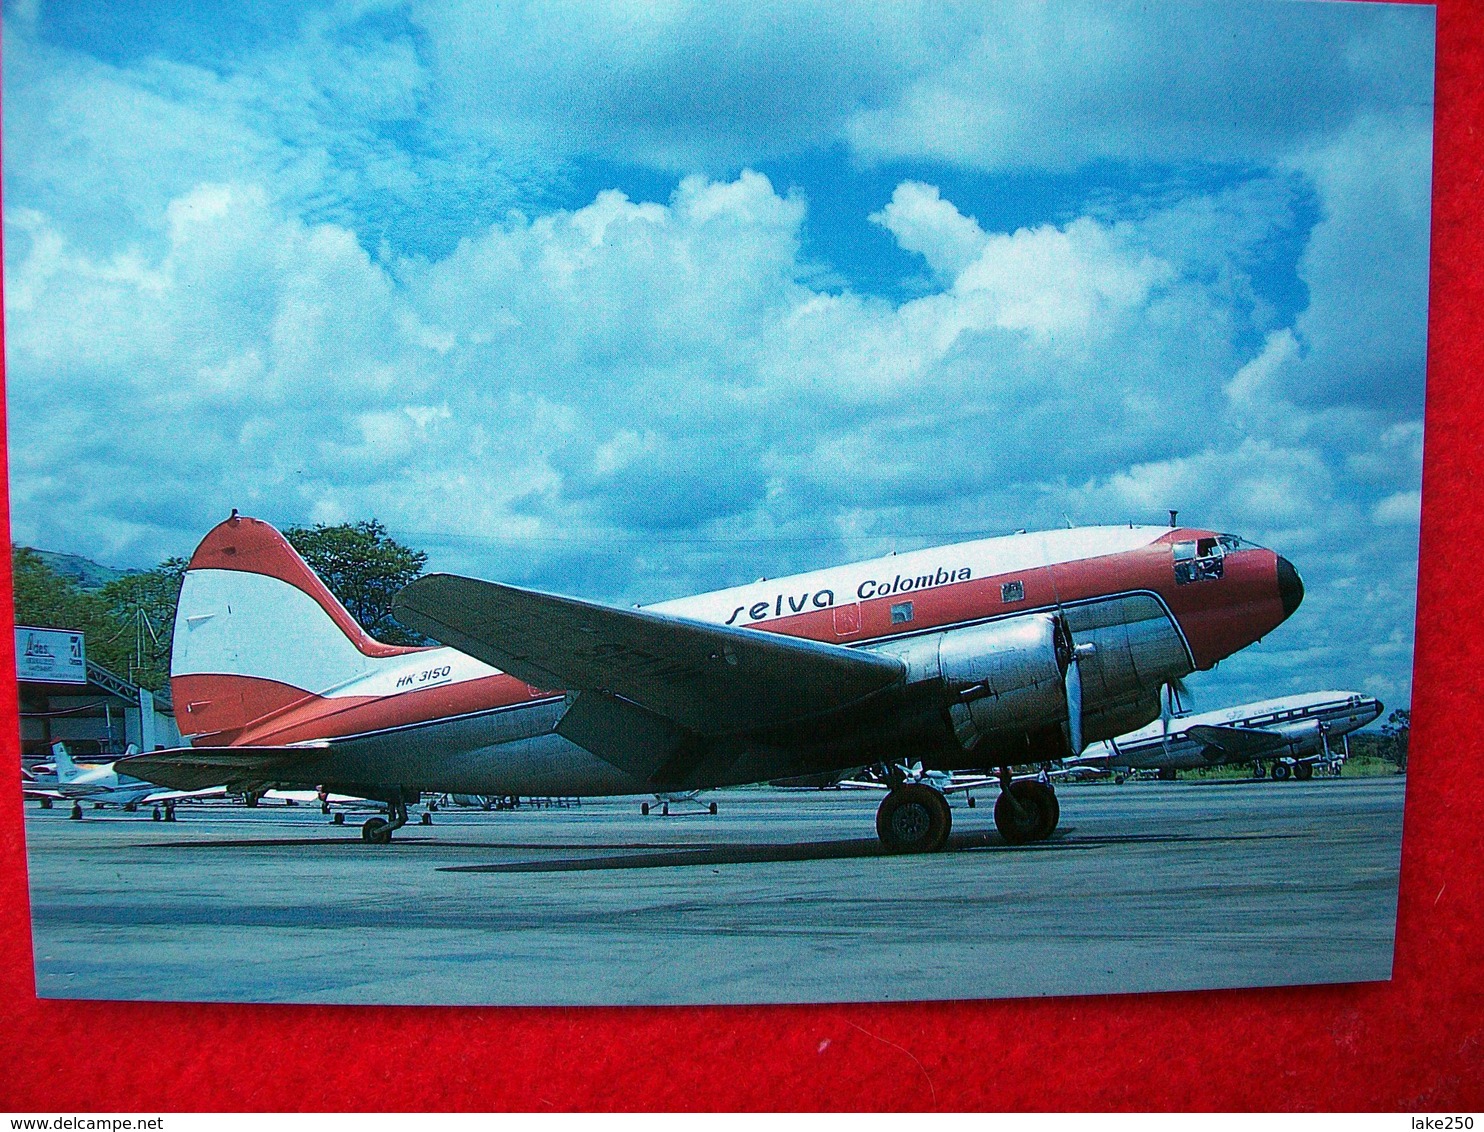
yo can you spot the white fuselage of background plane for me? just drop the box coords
[1088,691,1384,772]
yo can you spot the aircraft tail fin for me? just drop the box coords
[170,514,426,742]
[51,741,80,783]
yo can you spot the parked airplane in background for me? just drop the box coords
[1072,691,1384,780]
[119,514,1303,850]
[24,742,209,819]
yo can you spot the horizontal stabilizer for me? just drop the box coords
[1185,723,1289,757]
[393,574,905,736]
[114,744,332,792]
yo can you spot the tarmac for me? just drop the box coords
[23,776,1405,1005]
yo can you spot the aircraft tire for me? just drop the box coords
[995,780,1057,845]
[362,817,392,844]
[124,801,138,813]
[1252,762,1267,779]
[1272,761,1292,782]
[1158,767,1177,781]
[1041,785,1061,839]
[641,802,650,815]
[1294,762,1314,781]
[39,798,52,809]
[708,802,718,815]
[876,784,952,854]
[152,807,161,821]
[70,803,83,820]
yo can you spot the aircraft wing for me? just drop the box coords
[393,574,906,736]
[1185,724,1289,757]
[114,744,333,793]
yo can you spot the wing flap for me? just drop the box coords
[393,574,904,735]
[1185,724,1289,757]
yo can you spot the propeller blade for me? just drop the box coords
[1159,682,1175,756]
[1170,675,1190,712]
[1065,654,1084,756]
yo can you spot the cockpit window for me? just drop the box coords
[1218,533,1268,553]
[1174,538,1226,584]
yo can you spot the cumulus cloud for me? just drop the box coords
[2,0,1432,708]
[870,182,987,283]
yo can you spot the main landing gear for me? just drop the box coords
[875,784,953,854]
[362,789,410,845]
[871,767,1062,853]
[993,774,1059,846]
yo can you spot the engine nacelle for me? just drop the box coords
[870,614,1072,757]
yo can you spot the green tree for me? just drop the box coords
[96,558,188,691]
[1381,707,1411,771]
[12,547,98,634]
[11,547,181,691]
[283,520,428,644]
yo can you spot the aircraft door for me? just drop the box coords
[833,602,862,637]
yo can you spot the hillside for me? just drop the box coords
[25,549,141,592]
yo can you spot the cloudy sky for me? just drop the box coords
[3,0,1434,710]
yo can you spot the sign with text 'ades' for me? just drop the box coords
[15,626,87,684]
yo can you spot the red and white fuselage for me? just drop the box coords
[166,517,1301,797]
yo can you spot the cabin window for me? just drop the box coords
[890,601,914,625]
[1173,538,1225,584]
[1001,580,1025,603]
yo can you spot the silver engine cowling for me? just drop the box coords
[871,614,1072,754]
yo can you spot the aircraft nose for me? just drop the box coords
[1277,556,1304,620]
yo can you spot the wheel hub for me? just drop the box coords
[890,802,932,844]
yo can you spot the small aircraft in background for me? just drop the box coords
[24,742,216,820]
[1070,690,1384,781]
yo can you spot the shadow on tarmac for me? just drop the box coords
[437,828,1295,873]
[124,826,1296,866]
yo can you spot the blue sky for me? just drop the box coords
[2,0,1435,712]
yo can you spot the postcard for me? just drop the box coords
[3,0,1434,1005]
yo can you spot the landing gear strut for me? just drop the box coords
[362,789,410,844]
[993,772,1059,845]
[875,783,952,853]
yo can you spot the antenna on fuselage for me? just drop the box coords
[1168,509,1178,528]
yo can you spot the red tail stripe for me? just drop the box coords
[170,672,315,744]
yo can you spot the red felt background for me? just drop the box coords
[1,2,1480,1113]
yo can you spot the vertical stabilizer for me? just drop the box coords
[170,514,424,741]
